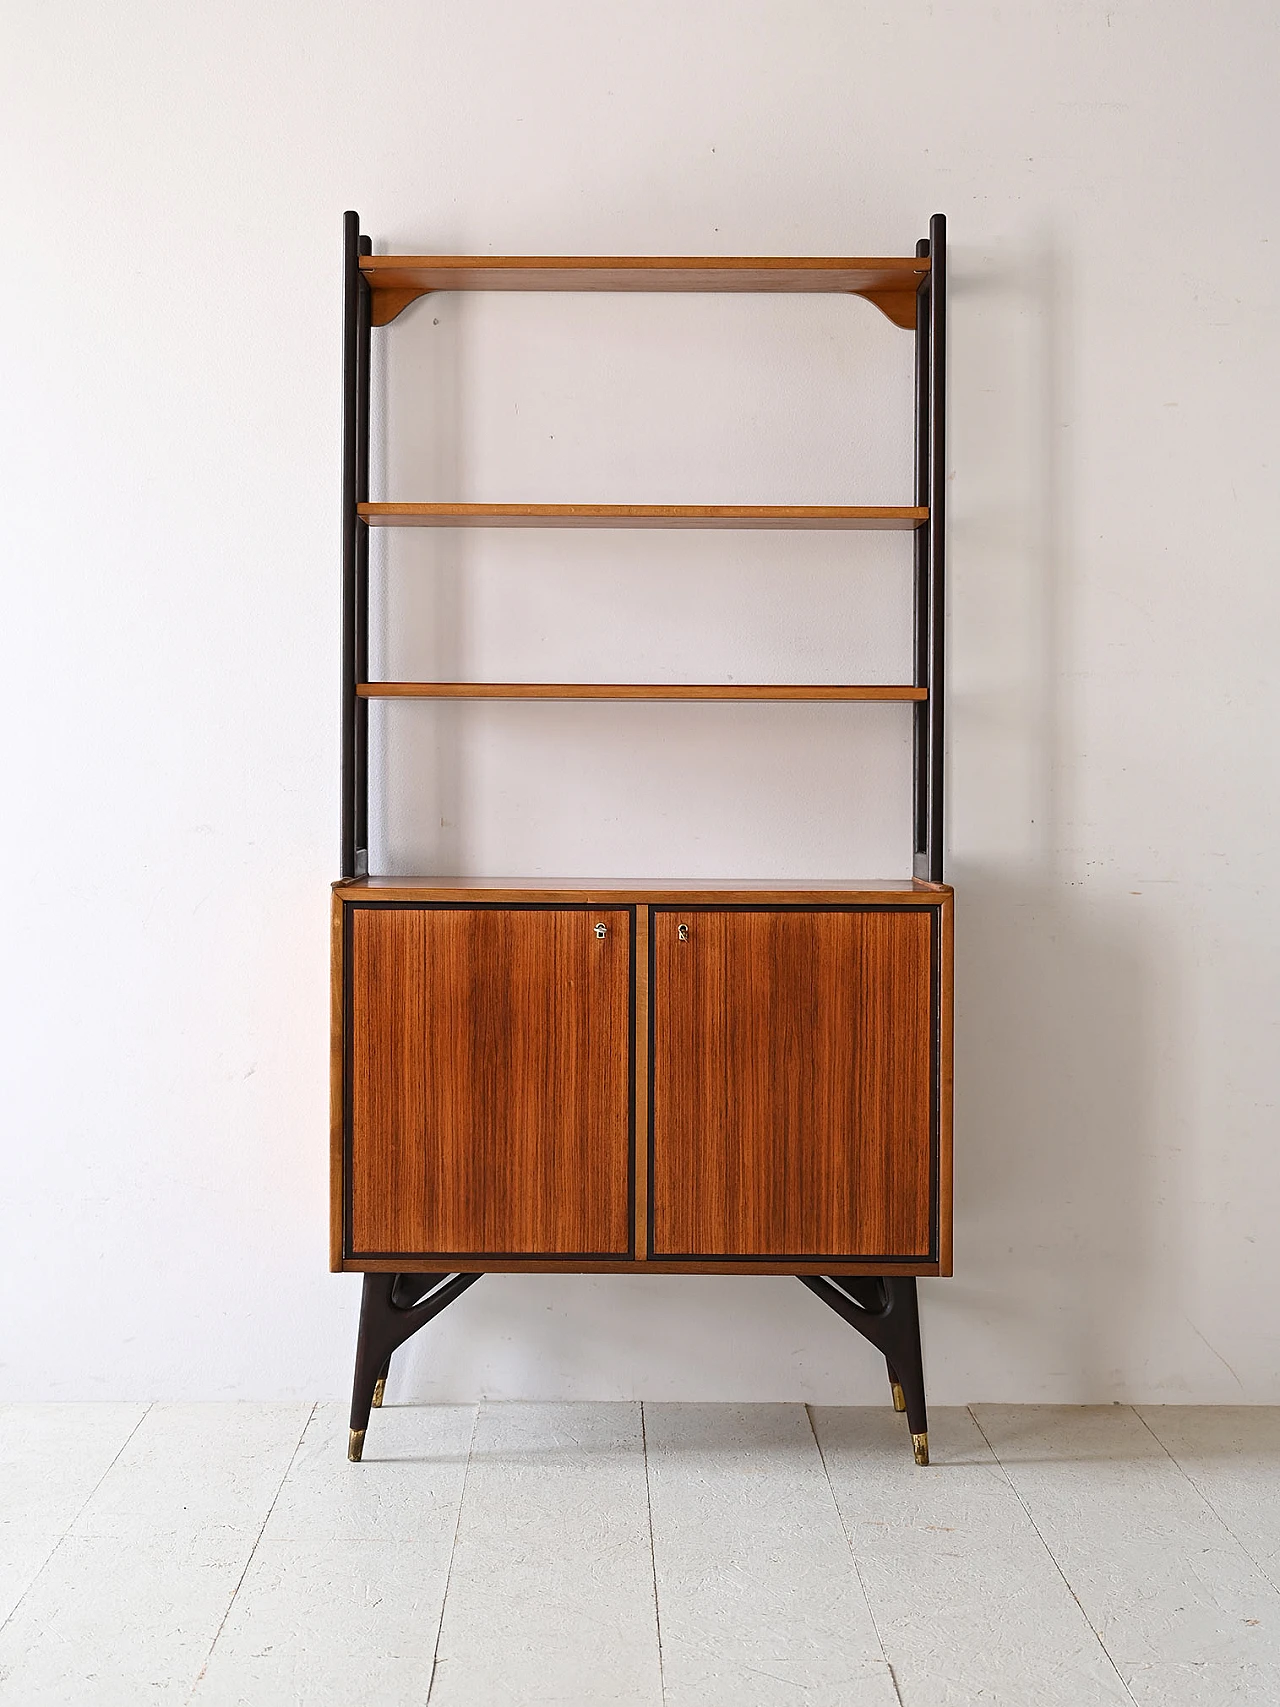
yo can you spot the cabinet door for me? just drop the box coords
[347,905,633,1258]
[650,907,936,1260]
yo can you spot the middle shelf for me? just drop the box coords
[358,503,927,530]
[358,683,925,700]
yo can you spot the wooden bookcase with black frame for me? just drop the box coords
[331,213,950,1465]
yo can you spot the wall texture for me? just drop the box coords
[3,1,1277,1403]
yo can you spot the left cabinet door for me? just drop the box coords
[344,905,634,1260]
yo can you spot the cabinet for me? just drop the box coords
[333,214,950,1465]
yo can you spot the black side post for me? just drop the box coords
[926,213,946,883]
[354,235,372,874]
[349,1273,482,1460]
[913,213,946,883]
[800,1276,929,1464]
[341,212,371,879]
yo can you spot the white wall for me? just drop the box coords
[3,0,1278,1405]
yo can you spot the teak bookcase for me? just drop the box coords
[332,212,951,1465]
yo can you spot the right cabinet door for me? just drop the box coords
[650,907,938,1261]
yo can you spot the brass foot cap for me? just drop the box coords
[348,1428,365,1463]
[912,1431,929,1467]
[371,1377,386,1409]
[891,1380,907,1414]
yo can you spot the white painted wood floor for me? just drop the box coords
[2,1403,1278,1705]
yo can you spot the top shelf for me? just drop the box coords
[361,255,929,292]
[361,255,930,328]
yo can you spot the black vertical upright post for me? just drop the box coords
[354,235,372,876]
[926,213,946,883]
[341,212,360,879]
[912,236,931,871]
[341,211,371,879]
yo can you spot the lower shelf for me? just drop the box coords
[357,682,926,700]
[357,501,928,528]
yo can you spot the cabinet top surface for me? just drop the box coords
[334,877,952,905]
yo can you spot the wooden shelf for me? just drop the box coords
[359,503,926,530]
[358,683,925,701]
[361,254,929,328]
[362,255,928,293]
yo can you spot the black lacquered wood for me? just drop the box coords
[341,213,360,878]
[926,214,946,883]
[341,214,373,880]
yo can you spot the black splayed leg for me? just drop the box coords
[348,1273,481,1461]
[800,1276,929,1465]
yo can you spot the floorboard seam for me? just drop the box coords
[425,1399,480,1704]
[804,1404,904,1706]
[639,1401,667,1704]
[184,1400,317,1704]
[1132,1407,1280,1601]
[0,1400,154,1642]
[967,1405,1140,1706]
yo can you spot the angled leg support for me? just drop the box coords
[348,1272,481,1461]
[800,1275,929,1465]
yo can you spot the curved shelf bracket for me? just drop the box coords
[371,286,434,326]
[851,288,919,330]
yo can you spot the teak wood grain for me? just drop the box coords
[347,906,632,1258]
[333,891,952,1273]
[329,892,345,1271]
[358,683,926,701]
[650,908,936,1260]
[360,255,929,291]
[357,503,926,529]
[936,893,954,1274]
[359,255,929,327]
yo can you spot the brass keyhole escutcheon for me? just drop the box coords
[677,923,689,941]
[594,922,607,938]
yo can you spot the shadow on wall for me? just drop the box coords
[369,277,467,870]
[948,871,1166,1400]
[938,230,1175,1402]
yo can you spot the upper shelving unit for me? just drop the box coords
[359,503,926,531]
[361,253,930,328]
[340,213,947,884]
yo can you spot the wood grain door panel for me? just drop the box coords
[347,905,633,1258]
[650,907,935,1259]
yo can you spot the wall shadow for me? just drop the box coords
[931,228,1171,1400]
